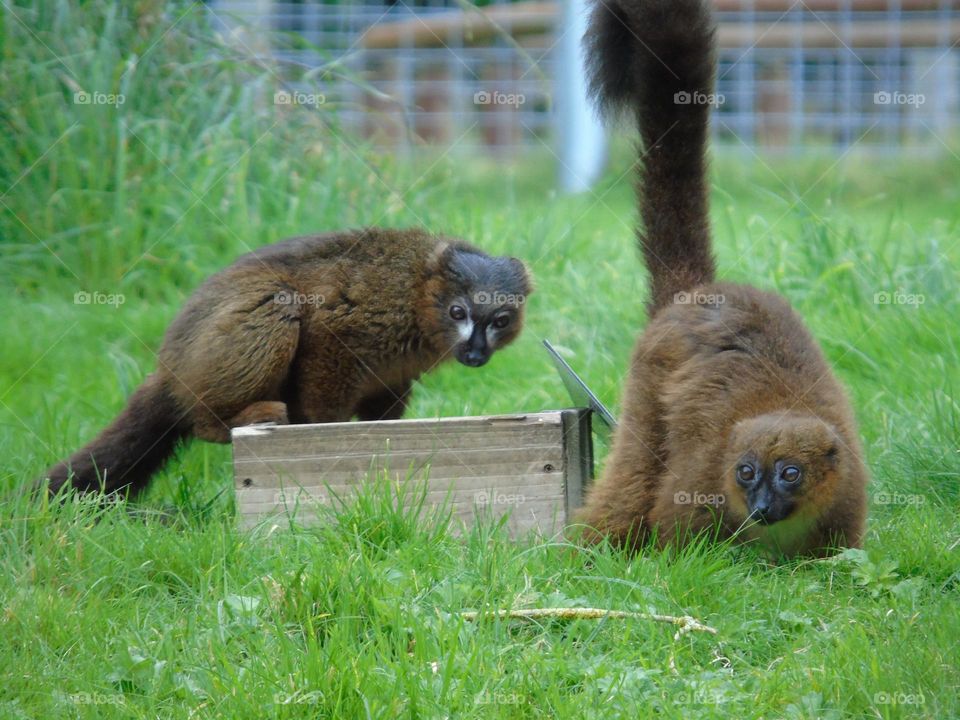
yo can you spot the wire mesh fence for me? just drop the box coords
[210,0,960,154]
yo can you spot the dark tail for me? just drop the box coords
[585,0,717,312]
[41,375,187,497]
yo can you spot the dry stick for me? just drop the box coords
[459,608,718,641]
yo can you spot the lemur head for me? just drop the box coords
[422,242,532,367]
[722,411,843,527]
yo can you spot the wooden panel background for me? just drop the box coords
[232,411,592,538]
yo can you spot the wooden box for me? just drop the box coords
[232,409,593,537]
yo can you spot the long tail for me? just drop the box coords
[42,375,186,496]
[585,0,717,312]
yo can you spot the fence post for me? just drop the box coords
[556,0,606,193]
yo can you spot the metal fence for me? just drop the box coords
[210,0,960,153]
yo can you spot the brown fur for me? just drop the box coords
[578,0,867,557]
[43,228,531,496]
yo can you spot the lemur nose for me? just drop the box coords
[464,351,488,367]
[751,504,773,524]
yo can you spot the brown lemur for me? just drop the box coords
[577,0,868,557]
[43,228,532,496]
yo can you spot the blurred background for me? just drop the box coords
[212,0,960,171]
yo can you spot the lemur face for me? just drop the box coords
[724,412,842,527]
[445,295,524,367]
[429,245,531,367]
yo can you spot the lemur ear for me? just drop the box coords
[427,242,454,271]
[508,257,534,296]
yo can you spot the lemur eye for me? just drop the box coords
[492,314,511,329]
[449,305,467,321]
[736,464,755,484]
[781,465,802,484]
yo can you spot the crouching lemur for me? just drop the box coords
[43,228,531,496]
[577,0,868,557]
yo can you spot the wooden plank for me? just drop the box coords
[237,472,566,496]
[236,499,566,517]
[234,412,561,435]
[232,411,590,538]
[235,454,564,484]
[239,497,567,536]
[233,431,561,460]
[713,0,957,10]
[233,415,560,454]
[358,2,959,50]
[562,408,593,518]
[719,20,960,49]
[359,1,557,50]
[236,477,565,506]
[237,484,565,510]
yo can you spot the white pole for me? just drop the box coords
[556,0,607,194]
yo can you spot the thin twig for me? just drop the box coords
[459,607,718,639]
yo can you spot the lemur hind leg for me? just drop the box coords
[164,276,303,443]
[194,401,291,443]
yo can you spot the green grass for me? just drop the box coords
[2,2,959,718]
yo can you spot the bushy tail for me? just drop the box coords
[42,375,186,497]
[585,0,717,312]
